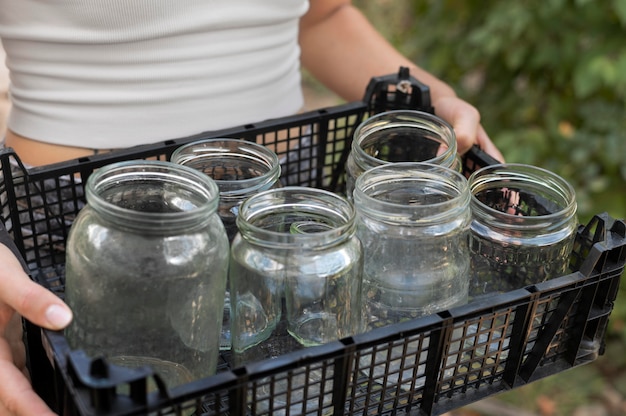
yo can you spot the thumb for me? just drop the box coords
[0,244,73,330]
[476,124,505,163]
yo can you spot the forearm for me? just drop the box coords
[299,4,457,103]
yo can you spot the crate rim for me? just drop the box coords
[2,68,625,415]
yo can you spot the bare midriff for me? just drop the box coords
[5,129,116,166]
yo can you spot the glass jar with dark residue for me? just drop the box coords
[468,163,577,300]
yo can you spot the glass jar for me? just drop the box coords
[229,187,363,364]
[345,109,460,199]
[468,163,578,300]
[353,162,471,330]
[170,138,281,242]
[171,138,281,351]
[64,160,230,389]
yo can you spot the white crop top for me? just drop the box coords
[0,0,309,148]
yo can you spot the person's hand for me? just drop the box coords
[432,95,505,163]
[0,244,73,416]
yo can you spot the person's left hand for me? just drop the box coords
[432,95,504,163]
[0,243,72,416]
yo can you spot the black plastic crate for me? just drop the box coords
[1,69,625,415]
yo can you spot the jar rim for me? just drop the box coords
[236,186,356,248]
[351,110,458,169]
[170,138,281,197]
[353,162,470,224]
[86,160,221,231]
[468,163,577,227]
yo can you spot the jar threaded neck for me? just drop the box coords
[86,160,220,234]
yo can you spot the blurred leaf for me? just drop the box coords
[574,60,605,98]
[612,0,626,25]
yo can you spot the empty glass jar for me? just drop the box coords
[229,187,363,365]
[345,110,460,199]
[353,162,471,330]
[468,163,578,300]
[170,138,281,242]
[171,138,281,350]
[64,160,230,389]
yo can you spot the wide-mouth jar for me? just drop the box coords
[345,110,459,199]
[467,163,578,299]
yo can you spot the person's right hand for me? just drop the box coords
[0,243,73,416]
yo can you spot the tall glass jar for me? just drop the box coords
[353,162,471,330]
[345,110,460,199]
[64,160,230,389]
[229,187,363,365]
[171,138,281,351]
[468,163,578,300]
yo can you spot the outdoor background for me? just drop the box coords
[1,1,624,415]
[306,1,625,415]
[336,1,624,415]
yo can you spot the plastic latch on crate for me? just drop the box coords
[67,350,169,412]
[576,213,626,276]
[363,66,435,114]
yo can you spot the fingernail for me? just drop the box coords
[45,304,73,329]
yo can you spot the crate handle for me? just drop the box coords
[577,213,626,276]
[362,66,434,114]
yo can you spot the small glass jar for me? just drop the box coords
[64,160,230,389]
[171,138,281,350]
[353,162,471,330]
[345,110,460,199]
[170,138,281,242]
[229,187,363,364]
[468,163,578,300]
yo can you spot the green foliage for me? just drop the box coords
[349,4,626,414]
[355,0,626,385]
[356,0,626,224]
[408,0,626,224]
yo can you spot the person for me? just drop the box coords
[0,46,7,137]
[0,1,504,415]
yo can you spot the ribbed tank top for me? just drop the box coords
[0,0,308,148]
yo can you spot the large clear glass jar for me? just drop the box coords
[345,109,460,199]
[171,138,281,351]
[229,187,363,365]
[64,160,230,389]
[353,162,471,330]
[468,163,578,300]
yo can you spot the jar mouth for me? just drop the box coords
[468,163,577,228]
[353,162,470,225]
[352,110,458,169]
[86,160,220,231]
[170,138,281,198]
[236,187,356,248]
